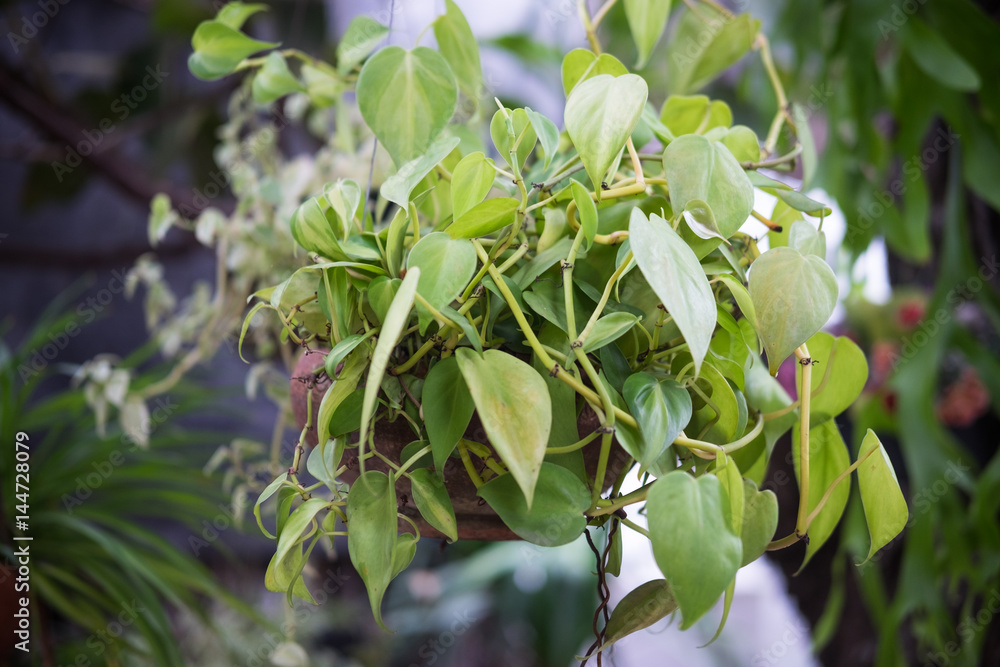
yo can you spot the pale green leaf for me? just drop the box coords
[433,0,483,100]
[357,269,420,457]
[446,197,519,238]
[560,49,628,96]
[856,429,908,565]
[792,419,851,571]
[665,7,760,93]
[797,332,868,427]
[337,16,388,74]
[188,20,278,81]
[624,0,672,69]
[252,52,304,103]
[381,136,460,208]
[357,46,457,166]
[346,471,398,631]
[451,152,496,219]
[407,232,476,333]
[565,74,648,197]
[570,179,598,249]
[663,133,754,242]
[456,348,552,508]
[749,247,838,375]
[629,209,716,374]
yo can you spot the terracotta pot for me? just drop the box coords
[290,348,632,541]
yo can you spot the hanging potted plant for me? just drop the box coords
[186,0,908,652]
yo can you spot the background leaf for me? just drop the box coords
[433,0,483,100]
[624,0,672,69]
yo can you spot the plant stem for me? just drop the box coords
[794,344,812,537]
[547,430,601,454]
[803,442,880,528]
[619,516,650,538]
[577,250,633,346]
[457,441,484,488]
[756,33,791,156]
[591,0,620,27]
[471,239,641,430]
[578,0,603,54]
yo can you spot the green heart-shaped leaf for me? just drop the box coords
[407,232,477,334]
[346,471,398,631]
[451,151,496,219]
[660,95,731,136]
[602,580,678,650]
[647,472,742,628]
[433,0,483,100]
[797,332,868,427]
[446,197,519,238]
[561,49,628,96]
[336,15,388,74]
[792,419,851,571]
[252,51,304,103]
[409,468,458,542]
[478,462,588,545]
[423,357,475,470]
[490,108,536,171]
[665,6,760,93]
[663,134,754,243]
[622,372,692,467]
[788,220,826,258]
[565,74,648,197]
[381,136,460,208]
[739,479,778,566]
[188,19,278,81]
[749,247,838,375]
[357,46,457,167]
